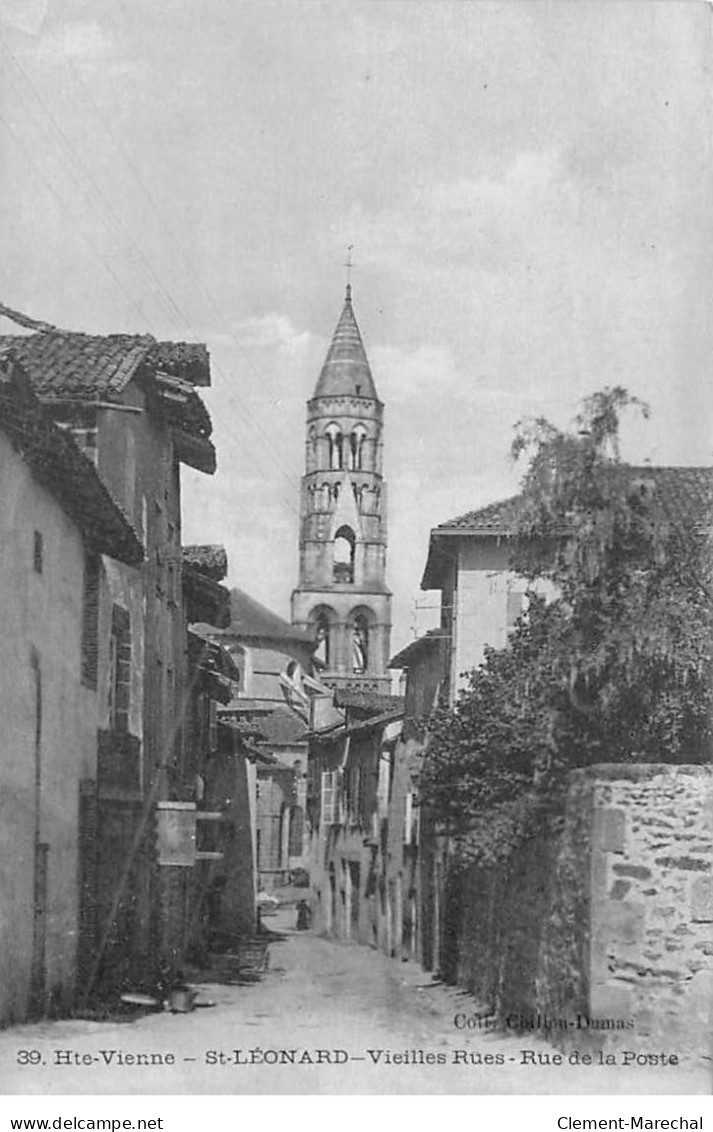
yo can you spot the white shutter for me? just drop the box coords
[404,791,413,845]
[321,770,335,825]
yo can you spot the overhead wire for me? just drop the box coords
[0,39,305,518]
[0,39,305,508]
[0,108,155,334]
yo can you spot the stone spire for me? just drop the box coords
[312,288,379,402]
[292,284,391,693]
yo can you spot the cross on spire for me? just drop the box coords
[344,244,354,300]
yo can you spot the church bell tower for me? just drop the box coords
[291,285,392,692]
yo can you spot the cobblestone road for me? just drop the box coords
[0,907,707,1094]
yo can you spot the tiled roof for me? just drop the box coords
[435,469,712,536]
[389,629,442,670]
[311,706,403,742]
[624,466,712,532]
[434,495,523,535]
[154,341,210,386]
[0,331,216,474]
[218,718,277,759]
[312,287,379,402]
[182,544,228,581]
[187,627,241,684]
[0,332,210,399]
[0,354,143,566]
[253,705,309,746]
[333,688,405,714]
[421,466,713,589]
[229,588,314,646]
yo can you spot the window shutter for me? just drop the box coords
[321,770,335,825]
[404,791,414,845]
[337,769,346,824]
[81,553,100,690]
[506,586,525,630]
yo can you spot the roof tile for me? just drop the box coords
[0,332,211,400]
[0,354,143,565]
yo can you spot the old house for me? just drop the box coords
[386,631,444,969]
[306,692,403,947]
[181,547,260,947]
[412,471,713,1055]
[0,353,143,1024]
[215,589,317,891]
[0,325,217,994]
[420,469,711,704]
[155,544,260,966]
[420,496,547,703]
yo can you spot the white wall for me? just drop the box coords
[0,435,97,1022]
[452,538,554,694]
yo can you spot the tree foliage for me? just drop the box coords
[419,388,711,834]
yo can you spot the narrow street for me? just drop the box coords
[0,906,707,1095]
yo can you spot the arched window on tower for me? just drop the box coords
[333,525,355,583]
[309,606,335,671]
[314,612,331,667]
[351,613,369,674]
[325,423,343,471]
[349,424,368,471]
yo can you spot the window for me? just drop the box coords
[33,531,43,574]
[325,423,343,471]
[349,424,368,471]
[377,752,391,818]
[351,613,369,673]
[404,790,419,846]
[108,605,131,732]
[333,525,355,583]
[321,769,341,825]
[314,614,330,666]
[506,585,526,631]
[80,553,100,690]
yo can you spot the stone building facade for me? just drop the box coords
[0,354,143,1025]
[209,588,315,889]
[292,287,392,693]
[306,694,403,946]
[1,327,219,997]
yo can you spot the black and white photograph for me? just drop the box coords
[0,0,711,1105]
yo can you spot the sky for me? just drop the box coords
[0,0,711,653]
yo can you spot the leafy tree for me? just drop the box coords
[419,388,711,834]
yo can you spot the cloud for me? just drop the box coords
[231,313,313,355]
[32,21,112,65]
[371,342,460,402]
[351,149,578,278]
[0,0,46,36]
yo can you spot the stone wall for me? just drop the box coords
[581,764,711,1055]
[438,764,711,1061]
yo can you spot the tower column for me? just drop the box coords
[291,287,392,693]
